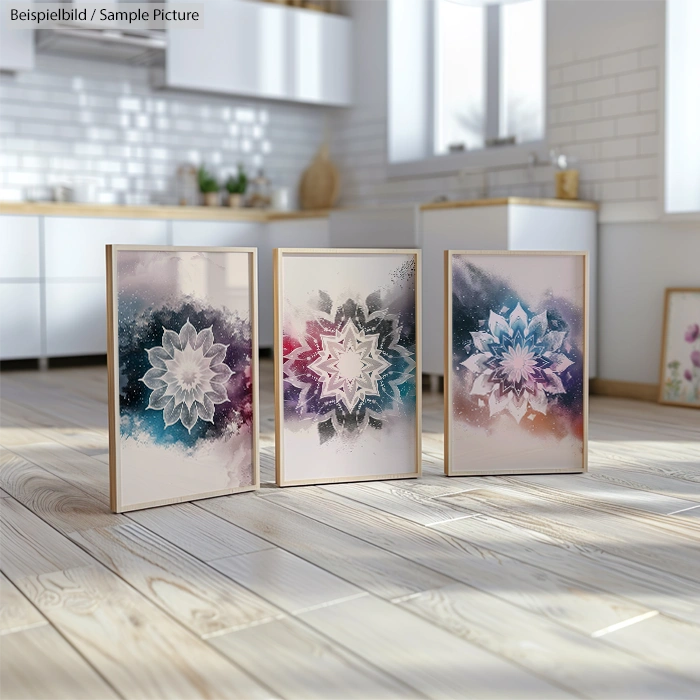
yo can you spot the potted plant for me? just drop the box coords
[225,165,248,208]
[197,166,220,206]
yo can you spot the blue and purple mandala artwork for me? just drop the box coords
[279,252,419,483]
[111,249,256,510]
[449,253,586,473]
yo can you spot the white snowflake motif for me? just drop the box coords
[462,303,574,424]
[140,319,232,432]
[308,320,391,412]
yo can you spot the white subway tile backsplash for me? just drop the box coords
[599,137,637,159]
[616,113,657,137]
[574,119,615,142]
[638,90,658,113]
[0,55,324,204]
[617,69,657,94]
[574,77,616,102]
[617,156,657,179]
[599,94,638,118]
[600,51,638,76]
[637,134,659,156]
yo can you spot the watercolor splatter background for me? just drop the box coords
[280,253,418,483]
[449,253,586,473]
[113,249,254,509]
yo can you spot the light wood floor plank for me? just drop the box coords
[211,547,365,614]
[432,512,700,625]
[263,488,657,634]
[320,481,476,526]
[298,595,571,699]
[15,565,274,699]
[69,522,285,638]
[0,498,95,579]
[437,486,700,583]
[400,583,699,699]
[0,572,47,636]
[0,624,118,700]
[128,501,276,562]
[200,493,454,601]
[211,616,422,699]
[0,449,120,534]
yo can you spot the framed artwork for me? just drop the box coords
[274,248,421,486]
[106,246,259,513]
[659,288,700,408]
[445,250,588,476]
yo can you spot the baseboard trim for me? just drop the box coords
[590,378,659,403]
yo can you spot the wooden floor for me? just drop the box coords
[1,362,700,699]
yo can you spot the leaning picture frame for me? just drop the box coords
[274,248,422,486]
[445,250,589,476]
[107,245,259,512]
[658,287,700,408]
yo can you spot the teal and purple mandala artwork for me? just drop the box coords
[449,253,586,474]
[111,249,256,510]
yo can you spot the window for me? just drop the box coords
[389,0,546,172]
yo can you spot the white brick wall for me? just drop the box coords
[331,38,663,220]
[0,55,326,205]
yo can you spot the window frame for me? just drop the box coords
[387,0,548,180]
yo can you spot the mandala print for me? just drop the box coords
[140,319,233,432]
[284,298,415,442]
[462,302,574,423]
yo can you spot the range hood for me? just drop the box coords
[35,1,166,65]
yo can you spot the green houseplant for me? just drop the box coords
[197,166,220,206]
[225,165,248,208]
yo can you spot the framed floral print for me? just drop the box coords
[106,246,259,512]
[659,288,700,408]
[445,251,588,476]
[274,248,421,486]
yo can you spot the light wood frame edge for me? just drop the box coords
[658,287,700,409]
[274,247,423,487]
[444,249,589,476]
[106,245,260,513]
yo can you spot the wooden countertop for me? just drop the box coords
[420,197,598,211]
[0,201,332,222]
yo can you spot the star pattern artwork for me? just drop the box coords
[446,251,587,476]
[107,247,258,512]
[276,250,421,486]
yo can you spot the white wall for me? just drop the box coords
[332,0,665,224]
[332,0,700,386]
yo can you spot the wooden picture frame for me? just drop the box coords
[107,245,259,512]
[658,287,700,408]
[274,248,422,486]
[444,250,589,476]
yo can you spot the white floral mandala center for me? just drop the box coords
[308,320,391,412]
[462,303,574,424]
[140,319,233,432]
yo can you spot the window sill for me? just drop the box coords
[387,141,549,180]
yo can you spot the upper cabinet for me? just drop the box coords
[166,0,351,107]
[0,0,34,71]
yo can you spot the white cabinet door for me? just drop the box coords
[0,0,34,72]
[291,9,351,106]
[167,0,290,101]
[45,281,106,356]
[166,0,351,106]
[44,217,168,279]
[0,216,40,278]
[0,283,41,359]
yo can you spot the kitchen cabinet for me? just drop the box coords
[166,0,351,106]
[42,216,167,356]
[0,216,41,360]
[0,0,34,72]
[0,283,41,359]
